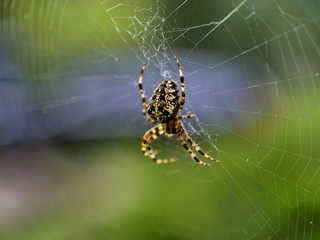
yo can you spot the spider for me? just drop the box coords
[138,58,219,166]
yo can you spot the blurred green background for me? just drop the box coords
[0,1,320,239]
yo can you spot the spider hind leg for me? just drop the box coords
[176,58,185,114]
[177,135,210,166]
[182,130,220,163]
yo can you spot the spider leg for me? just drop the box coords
[181,130,220,163]
[142,125,176,164]
[178,114,195,120]
[176,58,185,114]
[177,135,210,166]
[138,64,157,124]
[142,127,160,156]
[166,115,195,137]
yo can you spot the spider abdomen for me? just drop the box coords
[147,80,180,123]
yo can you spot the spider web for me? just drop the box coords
[0,0,320,239]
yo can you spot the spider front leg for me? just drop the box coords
[142,125,176,164]
[138,64,156,124]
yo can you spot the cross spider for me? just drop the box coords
[138,58,219,166]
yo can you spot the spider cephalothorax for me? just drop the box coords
[138,58,219,166]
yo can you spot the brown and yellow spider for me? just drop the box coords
[138,58,219,166]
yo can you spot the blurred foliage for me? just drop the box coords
[1,132,319,239]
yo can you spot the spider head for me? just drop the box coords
[147,80,180,123]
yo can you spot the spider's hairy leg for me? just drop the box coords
[178,115,196,120]
[138,64,156,124]
[176,58,185,114]
[177,135,210,166]
[182,130,220,163]
[142,125,176,164]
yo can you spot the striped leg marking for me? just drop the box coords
[138,64,156,124]
[141,125,176,164]
[181,130,220,163]
[178,115,196,120]
[176,58,185,114]
[142,125,163,155]
[177,135,210,166]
